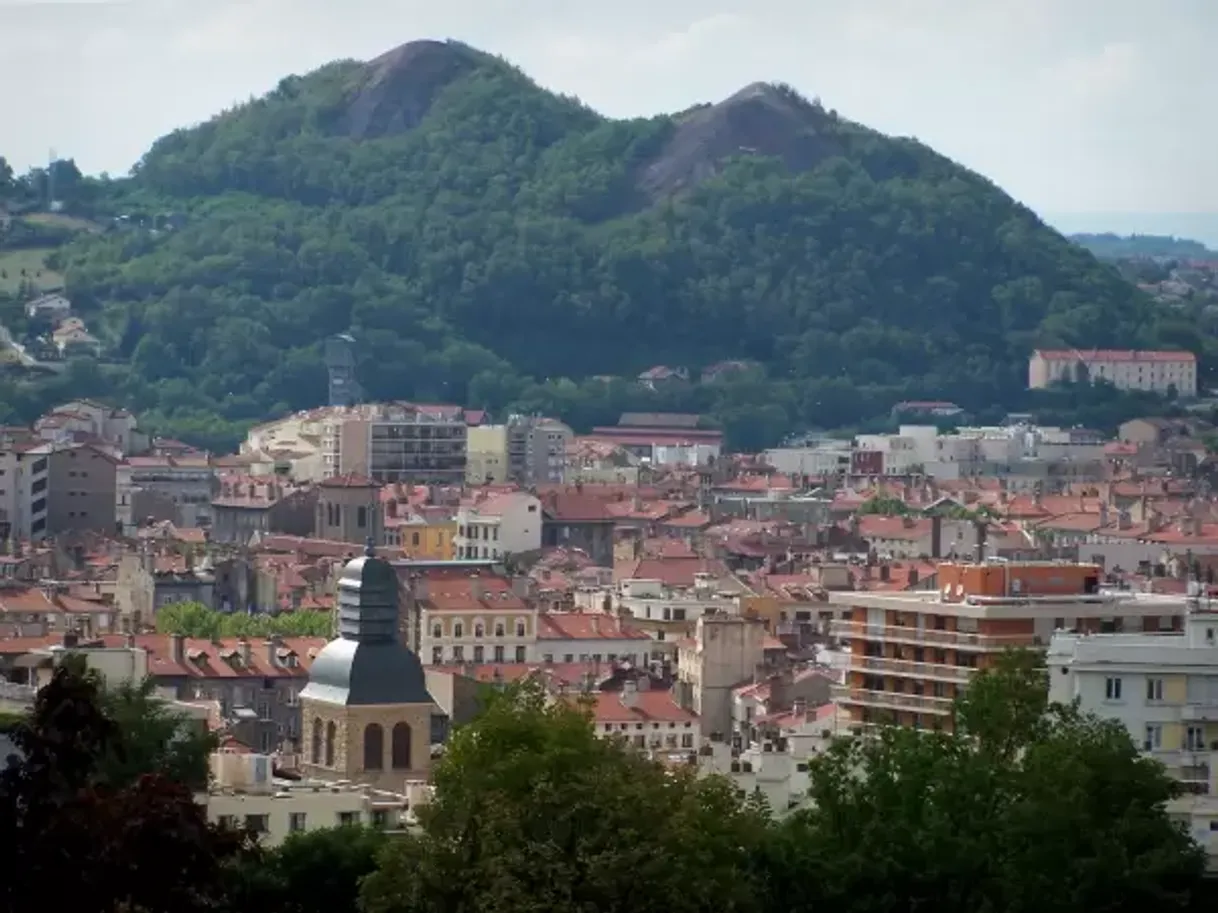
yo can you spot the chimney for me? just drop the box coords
[470,572,484,602]
[170,633,185,664]
[792,697,808,718]
[237,637,252,665]
[621,678,638,708]
[930,514,942,559]
[973,521,988,563]
[879,563,891,582]
[265,635,280,667]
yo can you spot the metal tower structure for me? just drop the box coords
[325,333,363,408]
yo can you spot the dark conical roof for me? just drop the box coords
[301,544,431,707]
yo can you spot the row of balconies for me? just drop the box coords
[831,620,1039,651]
[830,684,955,716]
[853,655,973,684]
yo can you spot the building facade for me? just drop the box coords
[828,561,1189,730]
[1028,349,1197,397]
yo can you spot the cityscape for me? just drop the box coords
[1,7,1216,913]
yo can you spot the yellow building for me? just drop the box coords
[466,425,509,484]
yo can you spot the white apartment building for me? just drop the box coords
[1048,585,1218,861]
[1029,349,1197,397]
[322,403,467,486]
[200,748,430,846]
[13,445,50,540]
[763,443,852,477]
[454,491,541,561]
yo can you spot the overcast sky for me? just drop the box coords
[1,0,1213,232]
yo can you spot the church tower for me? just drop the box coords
[300,541,436,791]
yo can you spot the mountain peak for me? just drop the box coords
[343,39,483,139]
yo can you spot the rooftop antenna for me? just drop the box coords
[47,148,57,210]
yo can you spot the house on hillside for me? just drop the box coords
[51,318,101,357]
[24,292,71,324]
[637,365,689,391]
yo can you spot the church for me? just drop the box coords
[299,540,442,792]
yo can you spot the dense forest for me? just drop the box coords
[0,40,1205,451]
[1071,233,1217,261]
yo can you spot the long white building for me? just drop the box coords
[1028,349,1197,397]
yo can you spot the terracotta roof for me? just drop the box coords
[580,690,697,724]
[537,612,650,641]
[318,472,379,489]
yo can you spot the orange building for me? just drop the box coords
[827,561,1188,730]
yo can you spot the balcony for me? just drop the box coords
[831,684,954,716]
[1181,703,1218,723]
[854,655,973,684]
[830,620,1039,652]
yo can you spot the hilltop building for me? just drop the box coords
[1028,349,1197,397]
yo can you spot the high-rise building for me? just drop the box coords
[322,404,467,486]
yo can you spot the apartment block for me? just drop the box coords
[1048,587,1218,862]
[322,404,467,486]
[1028,349,1197,397]
[828,561,1188,730]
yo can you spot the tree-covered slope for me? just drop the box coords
[1070,232,1216,261]
[53,39,1197,449]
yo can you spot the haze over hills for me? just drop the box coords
[18,39,1205,449]
[1070,233,1218,262]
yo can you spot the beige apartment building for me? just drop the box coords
[1028,349,1197,397]
[829,561,1189,730]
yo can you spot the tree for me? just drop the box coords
[768,652,1206,913]
[97,673,216,790]
[361,680,767,913]
[0,662,251,913]
[0,155,12,198]
[226,824,386,913]
[156,600,333,638]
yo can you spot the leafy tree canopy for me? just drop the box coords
[156,600,333,638]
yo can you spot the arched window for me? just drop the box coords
[454,623,463,638]
[391,722,412,770]
[432,622,442,638]
[324,720,336,767]
[474,622,485,638]
[515,620,526,637]
[364,723,384,770]
[311,717,322,764]
[494,623,505,637]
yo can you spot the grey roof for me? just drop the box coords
[301,542,432,707]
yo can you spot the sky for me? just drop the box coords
[1,0,1214,239]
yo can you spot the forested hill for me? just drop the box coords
[51,38,1199,450]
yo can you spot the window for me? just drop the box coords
[453,645,464,661]
[454,623,463,638]
[494,623,505,637]
[311,717,323,764]
[357,506,367,528]
[364,723,384,770]
[325,720,336,767]
[515,621,526,637]
[1144,724,1162,751]
[474,623,485,637]
[392,722,412,769]
[1146,678,1164,702]
[288,812,307,833]
[411,532,420,547]
[432,622,442,638]
[1187,726,1205,751]
[473,646,484,662]
[337,811,360,826]
[371,809,391,830]
[217,815,237,829]
[681,733,694,748]
[431,646,442,664]
[245,814,269,834]
[515,646,526,662]
[493,645,504,663]
[1104,677,1123,701]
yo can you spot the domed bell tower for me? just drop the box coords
[300,540,436,791]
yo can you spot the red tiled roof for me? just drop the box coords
[537,612,650,641]
[318,472,379,489]
[581,690,697,724]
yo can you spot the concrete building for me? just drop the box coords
[454,491,542,562]
[1048,584,1218,862]
[828,561,1190,730]
[35,399,144,454]
[117,454,215,533]
[417,569,537,666]
[45,442,118,535]
[14,446,50,540]
[210,474,317,546]
[676,612,770,738]
[506,415,571,485]
[201,746,431,845]
[465,425,508,484]
[1028,349,1197,397]
[300,544,443,792]
[322,403,467,486]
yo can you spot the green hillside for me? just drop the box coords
[33,39,1203,449]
